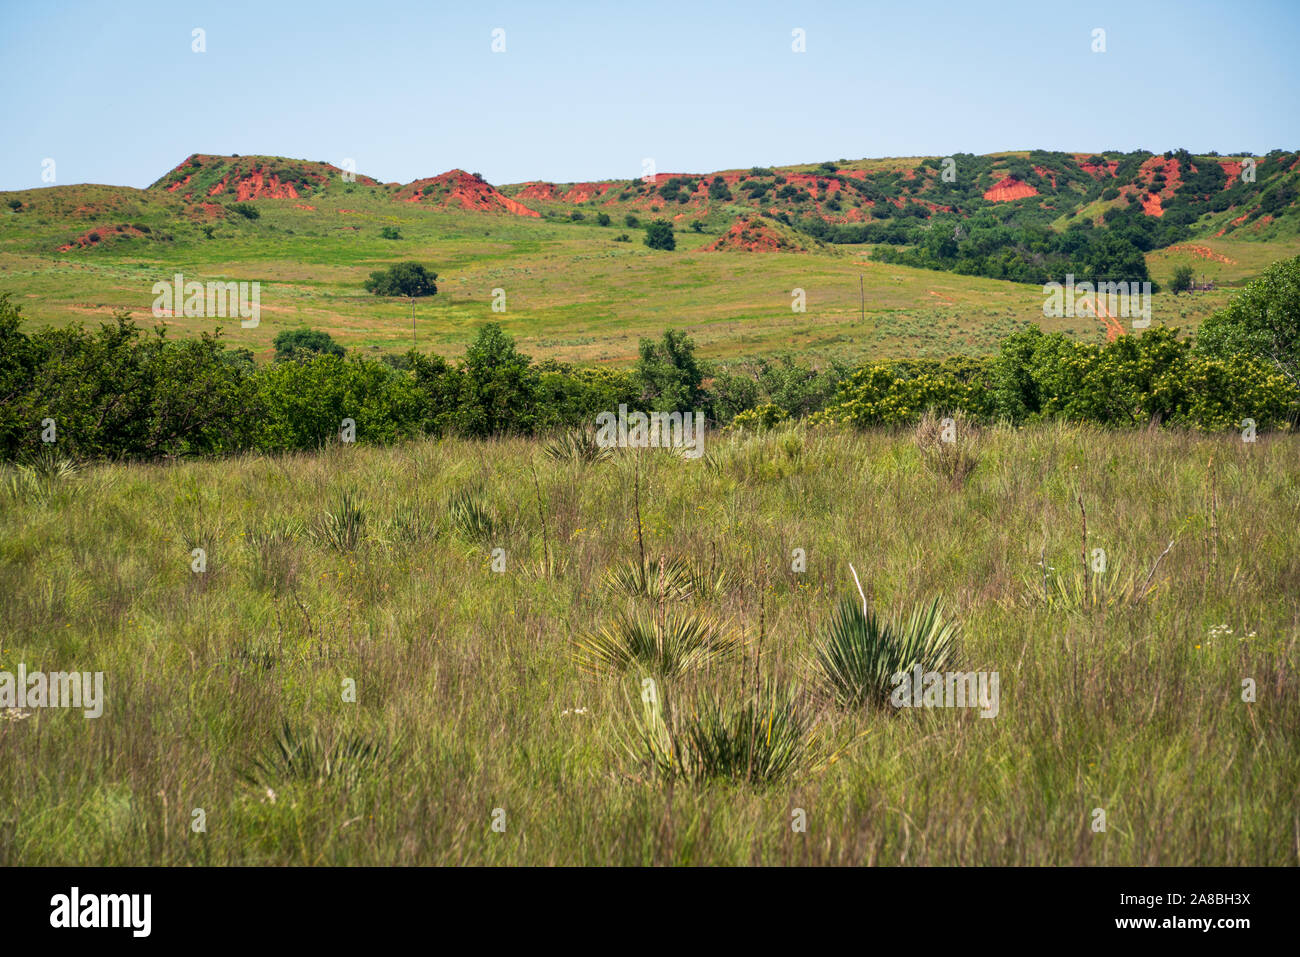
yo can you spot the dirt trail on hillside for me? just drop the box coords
[1168,244,1235,265]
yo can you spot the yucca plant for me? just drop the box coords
[682,556,730,599]
[703,433,803,483]
[811,596,958,708]
[447,489,496,543]
[623,681,818,786]
[604,555,693,601]
[26,448,80,482]
[915,410,979,489]
[604,555,730,601]
[244,521,302,551]
[243,520,303,590]
[4,449,79,503]
[542,428,613,464]
[316,490,366,552]
[382,505,432,545]
[575,609,740,678]
[243,721,392,791]
[1023,556,1157,612]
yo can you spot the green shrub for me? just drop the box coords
[643,219,675,251]
[453,323,541,436]
[255,354,424,451]
[1197,255,1300,381]
[0,300,262,460]
[535,361,638,430]
[813,359,990,428]
[725,404,788,433]
[273,328,345,362]
[1161,352,1299,431]
[636,329,703,412]
[363,262,438,297]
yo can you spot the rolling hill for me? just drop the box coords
[1,149,1297,365]
[19,147,1298,239]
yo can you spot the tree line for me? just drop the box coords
[1,257,1296,461]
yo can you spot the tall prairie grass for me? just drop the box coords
[0,423,1296,865]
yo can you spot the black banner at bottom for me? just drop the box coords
[1,865,1279,944]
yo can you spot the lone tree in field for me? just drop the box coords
[364,262,438,297]
[1170,265,1195,295]
[643,219,675,251]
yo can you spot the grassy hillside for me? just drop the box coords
[1,424,1296,865]
[2,150,1298,367]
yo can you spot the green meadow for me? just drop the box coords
[1,424,1297,865]
[4,185,1292,367]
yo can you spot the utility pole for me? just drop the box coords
[860,274,864,324]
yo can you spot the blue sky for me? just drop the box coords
[1,0,1297,190]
